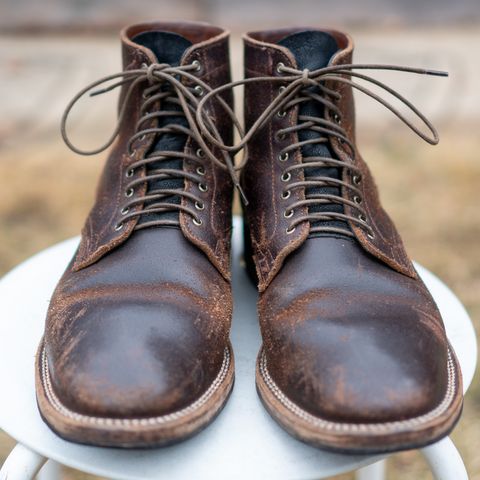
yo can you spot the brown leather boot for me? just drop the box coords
[241,28,463,453]
[35,22,235,448]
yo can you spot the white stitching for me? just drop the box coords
[259,349,457,433]
[41,346,231,428]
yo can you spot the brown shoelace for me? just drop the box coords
[61,62,245,230]
[196,63,447,237]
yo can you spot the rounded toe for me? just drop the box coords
[265,304,450,424]
[45,300,227,420]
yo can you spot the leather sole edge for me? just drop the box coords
[255,344,463,454]
[35,339,235,448]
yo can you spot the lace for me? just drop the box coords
[61,62,245,230]
[196,63,447,237]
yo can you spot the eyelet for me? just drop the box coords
[367,232,376,240]
[276,132,286,141]
[333,113,342,124]
[114,222,124,231]
[125,188,134,197]
[129,149,137,158]
[192,60,202,72]
[353,175,362,185]
[359,213,367,223]
[281,172,291,182]
[278,86,286,93]
[284,209,294,219]
[281,190,291,200]
[141,62,148,69]
[194,85,204,97]
[138,134,146,142]
[121,207,129,215]
[195,201,205,211]
[142,91,149,100]
[276,62,285,74]
[353,195,362,204]
[278,152,289,162]
[277,110,287,118]
[286,226,296,234]
[199,183,208,192]
[196,166,206,176]
[196,148,205,158]
[193,218,203,226]
[126,169,134,178]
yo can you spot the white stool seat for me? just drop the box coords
[0,218,476,480]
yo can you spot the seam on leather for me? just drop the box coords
[41,346,231,427]
[259,349,457,432]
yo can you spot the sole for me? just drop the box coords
[35,339,235,448]
[256,344,463,454]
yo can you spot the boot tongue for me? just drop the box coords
[132,30,193,225]
[278,31,351,237]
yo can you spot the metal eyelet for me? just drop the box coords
[276,62,285,74]
[333,113,342,124]
[353,175,362,185]
[138,134,146,142]
[121,207,129,215]
[194,85,204,97]
[192,60,202,72]
[125,188,134,197]
[286,226,296,234]
[353,195,362,204]
[193,218,203,226]
[276,132,286,141]
[195,201,205,211]
[278,152,289,162]
[199,183,208,192]
[359,213,367,223]
[114,222,124,231]
[281,172,291,182]
[284,209,294,219]
[367,232,376,240]
[278,86,286,93]
[277,110,287,118]
[281,190,291,200]
[196,148,205,158]
[129,149,137,158]
[196,166,206,176]
[126,169,134,178]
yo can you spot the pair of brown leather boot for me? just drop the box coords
[35,21,463,453]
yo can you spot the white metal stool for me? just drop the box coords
[0,218,476,480]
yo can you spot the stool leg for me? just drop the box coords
[0,444,47,480]
[37,461,61,480]
[421,437,468,480]
[355,459,386,480]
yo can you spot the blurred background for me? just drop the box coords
[0,0,479,478]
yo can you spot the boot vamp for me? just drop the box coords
[259,236,449,423]
[44,228,231,418]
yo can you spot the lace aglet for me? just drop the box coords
[424,69,449,78]
[89,88,109,97]
[237,183,249,206]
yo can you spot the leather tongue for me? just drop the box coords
[132,30,193,225]
[278,31,351,236]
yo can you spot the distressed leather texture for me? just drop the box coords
[243,28,461,427]
[42,22,233,420]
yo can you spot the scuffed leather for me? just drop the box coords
[259,236,448,422]
[74,22,233,279]
[44,22,233,419]
[46,228,231,417]
[243,28,459,425]
[243,29,416,291]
